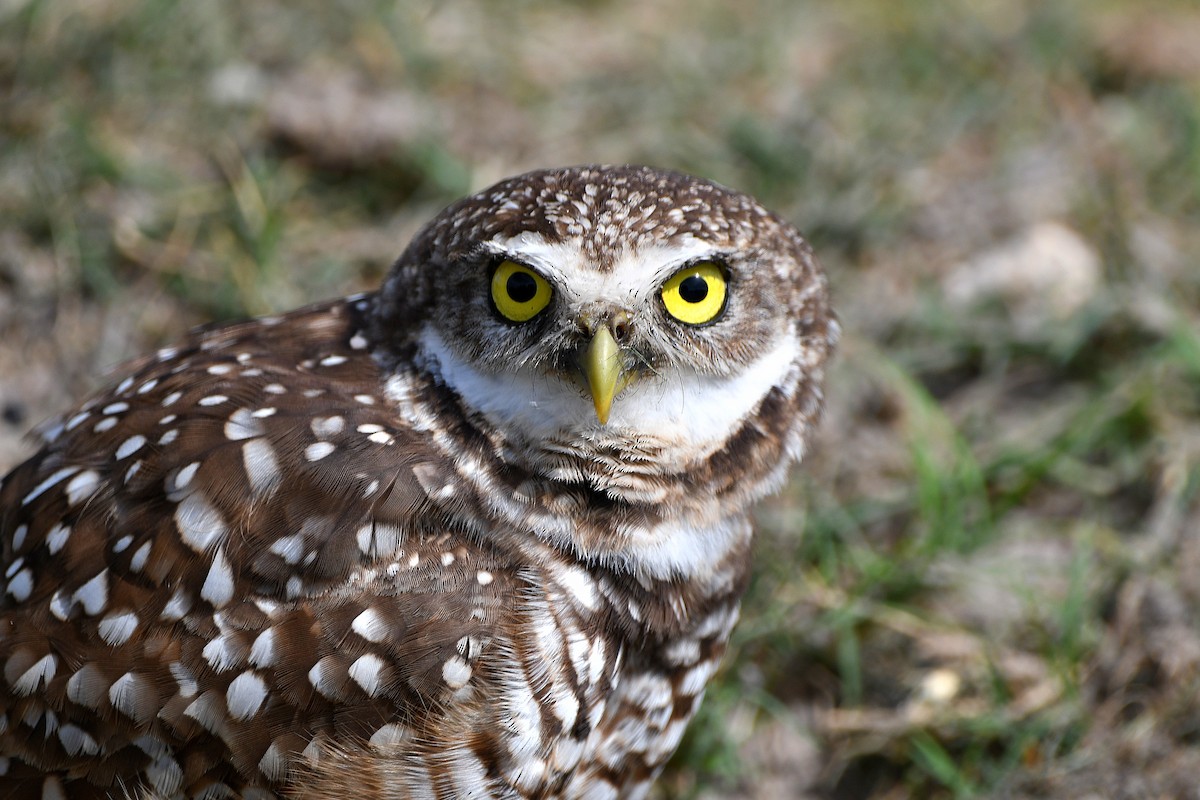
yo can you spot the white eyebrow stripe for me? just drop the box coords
[483,234,723,308]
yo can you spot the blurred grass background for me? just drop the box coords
[2,0,1199,797]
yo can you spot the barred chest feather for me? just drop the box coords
[296,565,744,800]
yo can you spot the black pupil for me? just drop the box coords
[678,274,709,303]
[506,272,538,303]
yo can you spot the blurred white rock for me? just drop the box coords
[208,63,268,108]
[944,222,1101,334]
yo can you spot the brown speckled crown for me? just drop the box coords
[0,165,836,799]
[400,165,778,264]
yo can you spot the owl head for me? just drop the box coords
[371,165,835,512]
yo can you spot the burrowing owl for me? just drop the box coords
[0,165,836,799]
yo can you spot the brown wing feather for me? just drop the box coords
[0,297,512,797]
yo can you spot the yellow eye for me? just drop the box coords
[491,260,553,322]
[660,262,727,325]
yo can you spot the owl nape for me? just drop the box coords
[0,165,836,799]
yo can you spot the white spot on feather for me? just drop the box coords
[305,441,336,461]
[65,412,90,431]
[351,608,388,643]
[447,747,490,798]
[98,610,139,646]
[249,628,277,667]
[368,723,410,750]
[65,664,107,709]
[348,654,387,697]
[308,657,342,699]
[22,467,79,506]
[145,755,184,795]
[226,671,268,720]
[115,434,146,459]
[169,662,198,697]
[160,588,191,620]
[200,548,235,607]
[3,568,31,599]
[203,634,243,672]
[555,564,598,610]
[680,661,718,696]
[45,524,71,555]
[74,570,109,615]
[174,493,227,552]
[224,408,264,440]
[442,656,472,689]
[259,741,287,782]
[108,672,145,720]
[174,461,201,491]
[58,724,99,756]
[182,691,224,733]
[65,470,101,506]
[268,535,303,565]
[242,439,281,495]
[48,590,71,621]
[11,654,56,695]
[129,541,152,572]
[311,416,345,438]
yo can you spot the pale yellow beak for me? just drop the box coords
[584,327,623,424]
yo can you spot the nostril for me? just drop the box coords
[610,312,632,342]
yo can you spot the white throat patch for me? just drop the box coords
[414,324,798,469]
